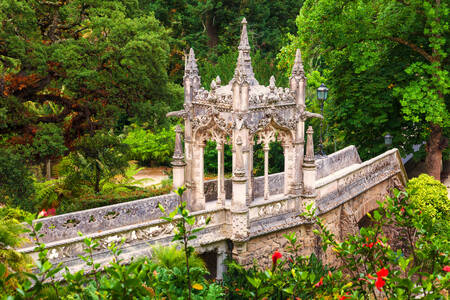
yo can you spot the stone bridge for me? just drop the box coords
[19,146,407,279]
[18,19,408,279]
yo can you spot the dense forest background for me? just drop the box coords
[0,0,448,213]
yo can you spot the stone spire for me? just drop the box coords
[233,17,258,85]
[238,17,250,52]
[185,48,199,77]
[291,49,305,77]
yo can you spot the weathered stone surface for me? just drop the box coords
[26,193,178,244]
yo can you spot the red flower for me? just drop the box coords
[38,209,48,217]
[443,266,450,272]
[374,267,388,291]
[339,292,351,300]
[47,208,56,216]
[272,251,282,265]
[314,276,324,287]
[375,276,385,291]
[376,267,389,278]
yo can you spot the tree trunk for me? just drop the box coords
[46,159,52,180]
[95,164,101,193]
[425,124,442,181]
[205,14,218,49]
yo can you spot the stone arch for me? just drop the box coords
[253,120,295,198]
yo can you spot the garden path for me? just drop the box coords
[133,167,170,187]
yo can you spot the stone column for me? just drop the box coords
[191,141,206,211]
[283,143,294,195]
[231,136,249,242]
[216,248,227,281]
[247,139,254,204]
[303,126,317,198]
[217,142,225,207]
[290,49,306,196]
[171,125,186,190]
[263,143,270,200]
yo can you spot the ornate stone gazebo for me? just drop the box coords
[168,18,322,231]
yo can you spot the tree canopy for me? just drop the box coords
[282,0,449,179]
[0,0,181,147]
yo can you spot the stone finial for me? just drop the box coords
[269,75,276,90]
[185,48,199,76]
[291,49,305,77]
[210,79,217,91]
[215,75,221,87]
[172,125,184,162]
[305,126,315,162]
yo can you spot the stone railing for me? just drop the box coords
[20,206,227,267]
[316,145,361,179]
[315,148,407,214]
[27,193,179,244]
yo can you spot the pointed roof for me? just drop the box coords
[291,49,305,77]
[233,18,258,85]
[185,48,199,76]
[238,18,250,52]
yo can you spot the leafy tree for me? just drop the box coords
[123,124,175,166]
[145,0,303,83]
[0,148,34,210]
[59,131,130,193]
[0,0,179,148]
[283,0,449,179]
[31,123,67,179]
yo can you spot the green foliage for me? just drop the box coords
[145,0,302,83]
[159,186,212,300]
[0,0,179,150]
[31,123,67,162]
[0,206,33,223]
[0,148,35,210]
[407,174,449,219]
[58,182,172,215]
[59,131,130,193]
[281,0,449,161]
[151,244,206,271]
[123,124,175,166]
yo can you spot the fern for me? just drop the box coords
[151,244,206,270]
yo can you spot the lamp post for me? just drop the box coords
[384,133,393,149]
[317,83,328,156]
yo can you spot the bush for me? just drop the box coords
[0,148,35,210]
[58,183,172,214]
[123,124,175,166]
[407,173,449,219]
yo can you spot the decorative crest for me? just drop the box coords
[185,48,199,76]
[291,49,305,77]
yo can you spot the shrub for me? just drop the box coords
[58,183,172,214]
[407,173,449,219]
[59,131,130,193]
[0,148,35,210]
[151,244,206,271]
[123,124,175,166]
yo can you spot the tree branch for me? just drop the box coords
[386,36,434,63]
